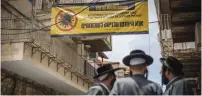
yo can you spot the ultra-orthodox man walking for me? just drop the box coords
[160,56,194,95]
[110,50,162,95]
[87,64,122,95]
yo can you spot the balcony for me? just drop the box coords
[156,0,201,14]
[158,14,200,56]
[72,36,112,52]
[157,0,201,43]
[1,4,96,94]
[156,1,201,94]
[170,0,201,13]
[80,36,112,52]
[21,0,113,52]
[158,14,201,80]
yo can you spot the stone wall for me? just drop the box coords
[1,68,66,95]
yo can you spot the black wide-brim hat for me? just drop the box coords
[93,64,123,79]
[160,56,183,72]
[123,50,153,66]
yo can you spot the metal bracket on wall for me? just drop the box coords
[48,57,54,67]
[31,47,40,57]
[64,68,70,76]
[40,52,48,63]
[57,63,62,72]
[77,76,80,83]
[71,72,75,80]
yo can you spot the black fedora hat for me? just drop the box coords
[93,64,123,79]
[160,56,183,73]
[123,50,153,66]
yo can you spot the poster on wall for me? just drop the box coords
[51,0,148,36]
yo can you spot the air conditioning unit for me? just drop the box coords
[195,22,201,49]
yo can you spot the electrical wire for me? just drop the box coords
[148,32,169,48]
[2,0,101,35]
[2,0,159,35]
[149,21,160,24]
[148,32,172,55]
[1,0,101,31]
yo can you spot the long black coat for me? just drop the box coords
[86,83,109,95]
[110,74,162,95]
[163,76,194,95]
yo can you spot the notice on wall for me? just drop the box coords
[1,43,24,62]
[51,0,148,36]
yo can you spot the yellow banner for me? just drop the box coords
[51,0,148,36]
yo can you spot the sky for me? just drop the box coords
[104,0,163,84]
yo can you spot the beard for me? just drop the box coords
[162,73,169,85]
[110,75,116,90]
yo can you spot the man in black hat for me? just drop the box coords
[86,64,122,95]
[160,56,194,95]
[110,50,162,95]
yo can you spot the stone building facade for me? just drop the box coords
[1,68,65,95]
